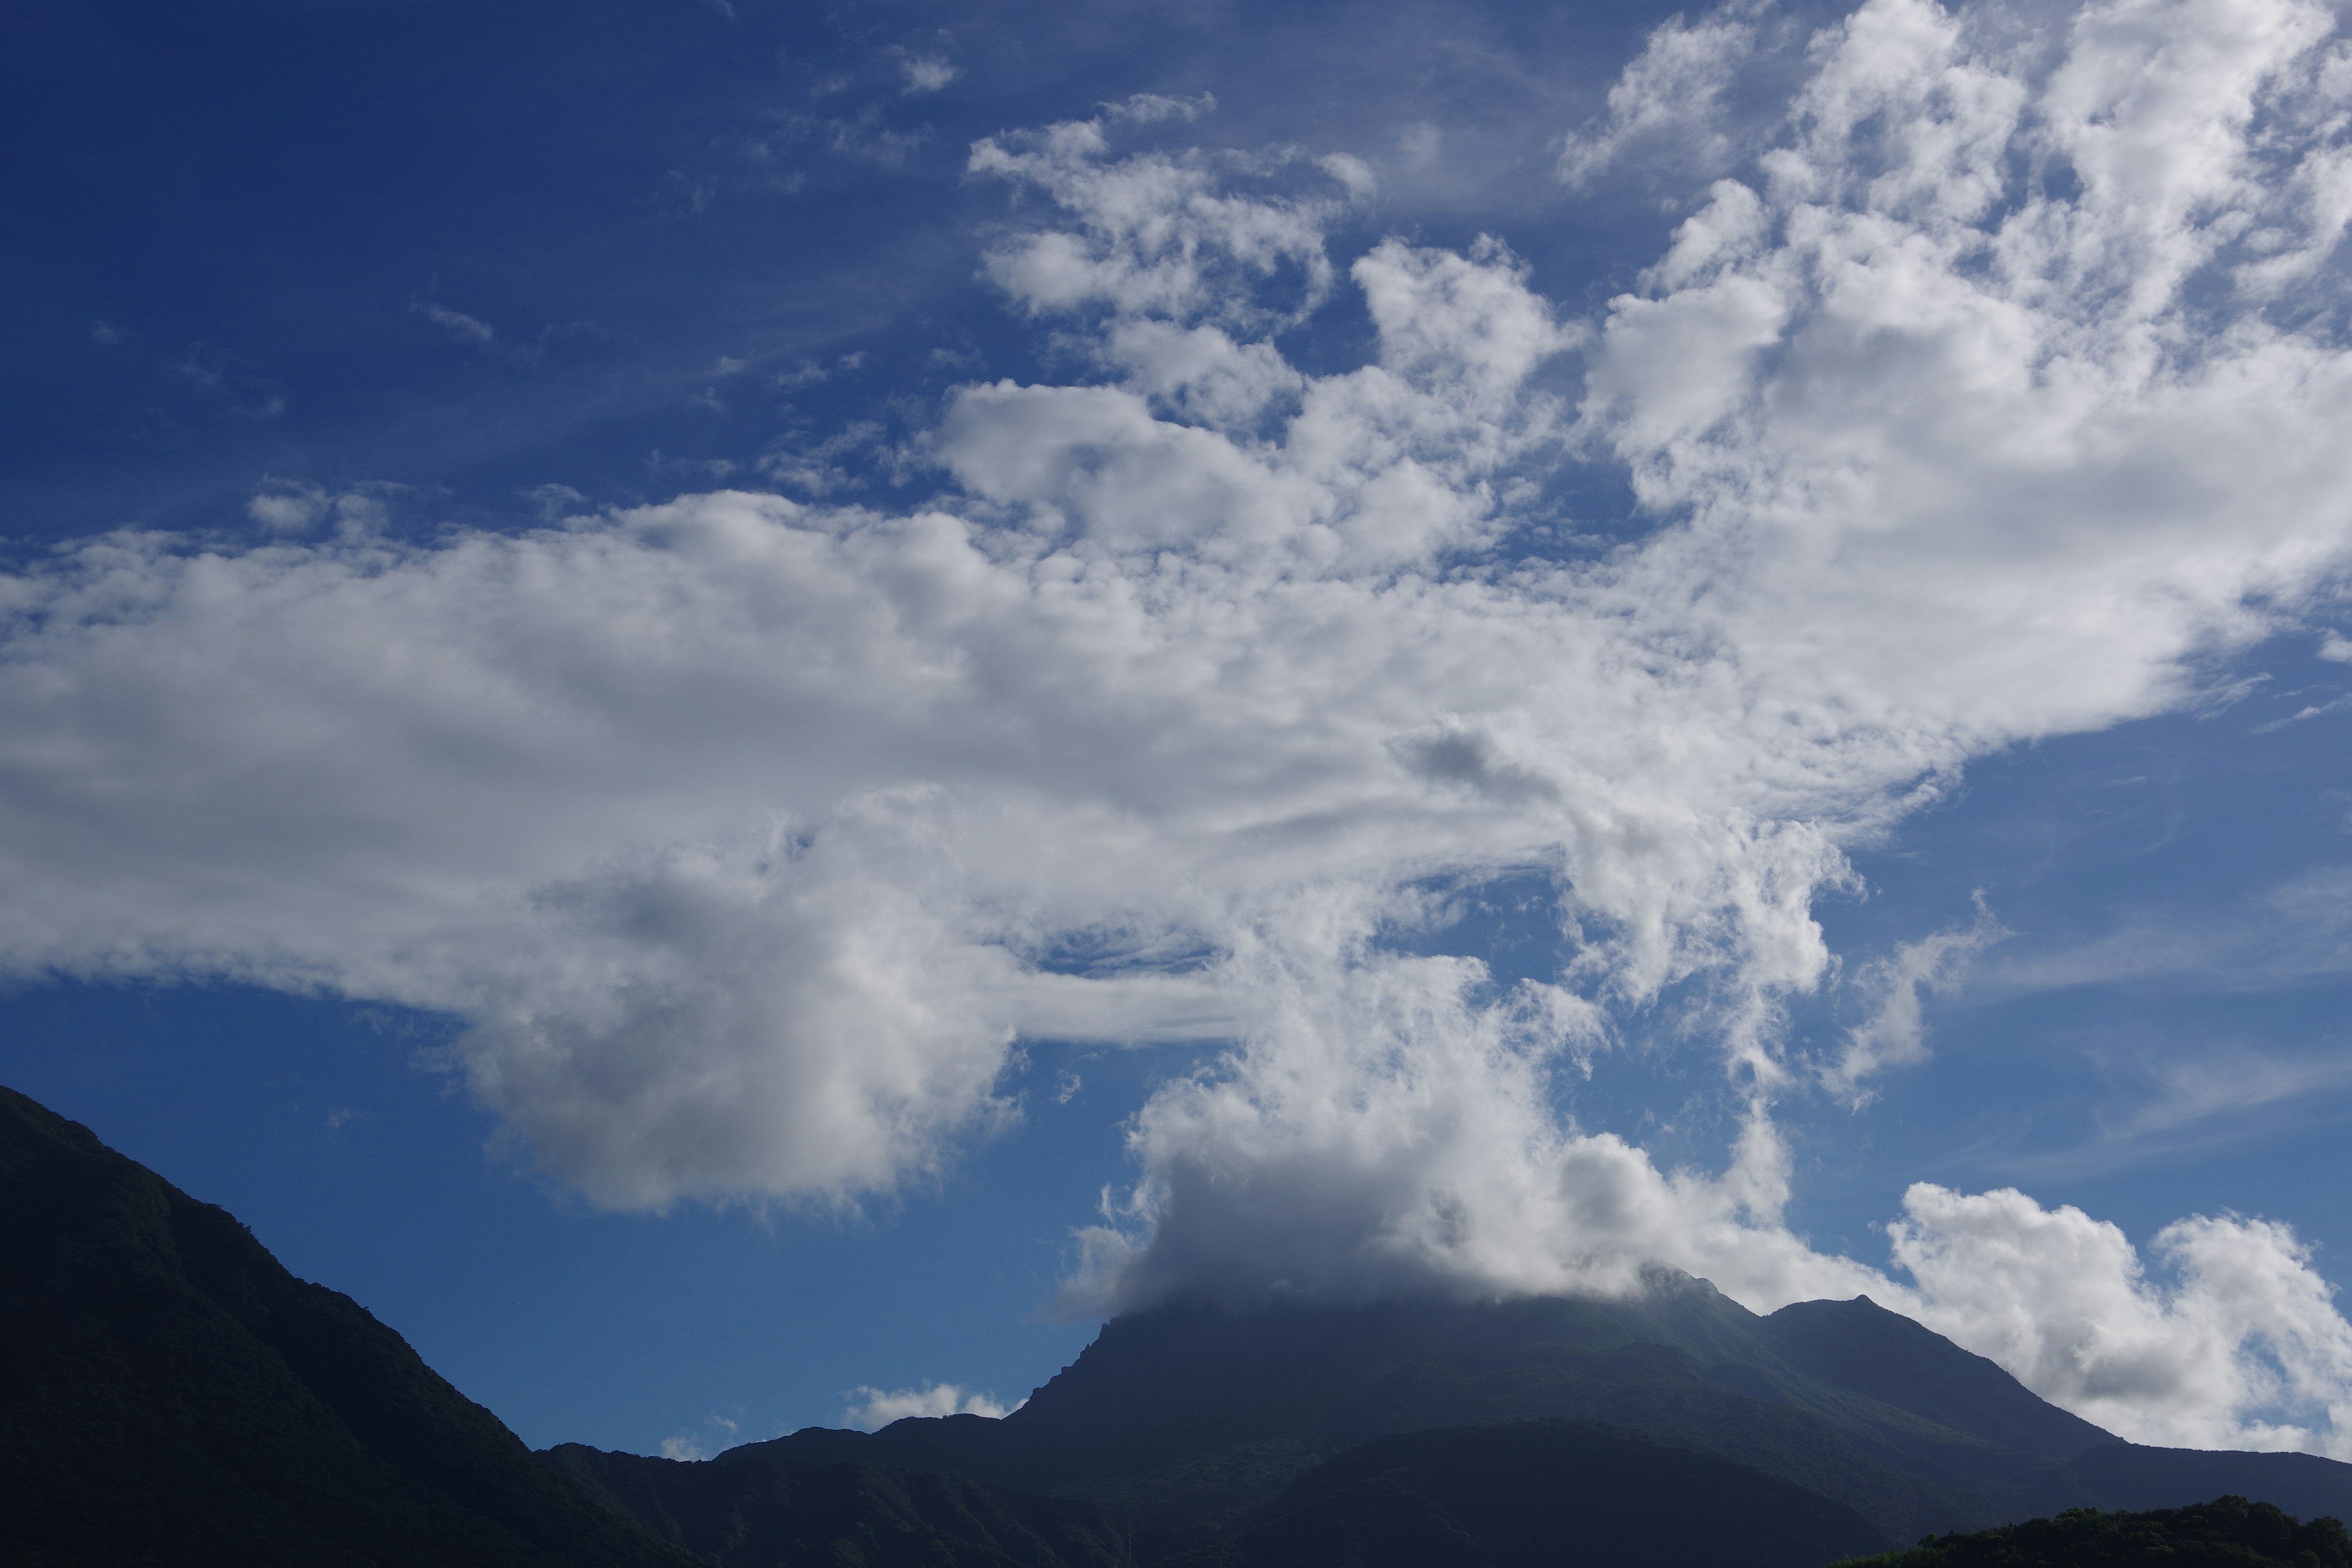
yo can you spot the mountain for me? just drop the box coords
[1760,1296,2115,1461]
[0,1084,1128,1568]
[12,1076,2352,1568]
[747,1282,2079,1547]
[1166,1418,1893,1568]
[740,1284,2352,1555]
[1836,1493,2352,1567]
[544,1444,1135,1567]
[0,1084,693,1568]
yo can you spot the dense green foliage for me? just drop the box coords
[1170,1418,1891,1568]
[1835,1494,2352,1567]
[546,1445,1134,1567]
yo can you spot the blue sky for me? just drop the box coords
[6,0,2352,1461]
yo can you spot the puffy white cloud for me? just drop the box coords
[1892,1186,2352,1456]
[4,0,2352,1456]
[843,1382,1020,1429]
[969,100,1351,330]
[1556,1,1763,187]
[1062,937,1882,1319]
[244,478,399,538]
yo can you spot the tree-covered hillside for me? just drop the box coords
[1837,1495,2352,1568]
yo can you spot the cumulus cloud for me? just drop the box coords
[969,102,1352,330]
[1556,1,1764,186]
[1892,1187,2352,1455]
[245,477,400,538]
[843,1382,1020,1429]
[4,0,2352,1457]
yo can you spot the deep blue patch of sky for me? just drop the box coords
[1,0,1690,544]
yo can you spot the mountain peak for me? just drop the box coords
[1762,1294,2118,1461]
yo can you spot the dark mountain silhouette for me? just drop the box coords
[0,1084,1127,1568]
[545,1443,1134,1567]
[0,1084,690,1568]
[1166,1417,1893,1568]
[746,1283,2079,1547]
[1834,1493,2352,1567]
[10,1077,2352,1568]
[1760,1295,2115,1461]
[741,1284,2352,1555]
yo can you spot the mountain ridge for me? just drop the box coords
[744,1280,2094,1544]
[0,1082,1132,1568]
[737,1280,2352,1553]
[9,1077,2352,1568]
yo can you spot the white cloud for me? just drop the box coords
[245,478,399,538]
[658,1412,740,1461]
[1994,1046,2352,1180]
[757,421,885,496]
[968,102,1353,331]
[522,483,588,523]
[1977,862,2352,1000]
[5,0,2352,1457]
[898,55,959,96]
[1103,92,1216,126]
[1557,2,1762,187]
[843,1382,1020,1430]
[1823,900,2006,1101]
[1893,1186,2352,1455]
[415,301,496,344]
[2116,1050,2352,1139]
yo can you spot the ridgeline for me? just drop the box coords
[6,1081,2349,1568]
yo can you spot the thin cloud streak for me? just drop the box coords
[1996,1046,2352,1183]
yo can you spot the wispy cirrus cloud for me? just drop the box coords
[1998,1045,2352,1183]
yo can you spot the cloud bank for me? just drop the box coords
[4,0,2352,1453]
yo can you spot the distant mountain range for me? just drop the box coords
[7,1080,2351,1567]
